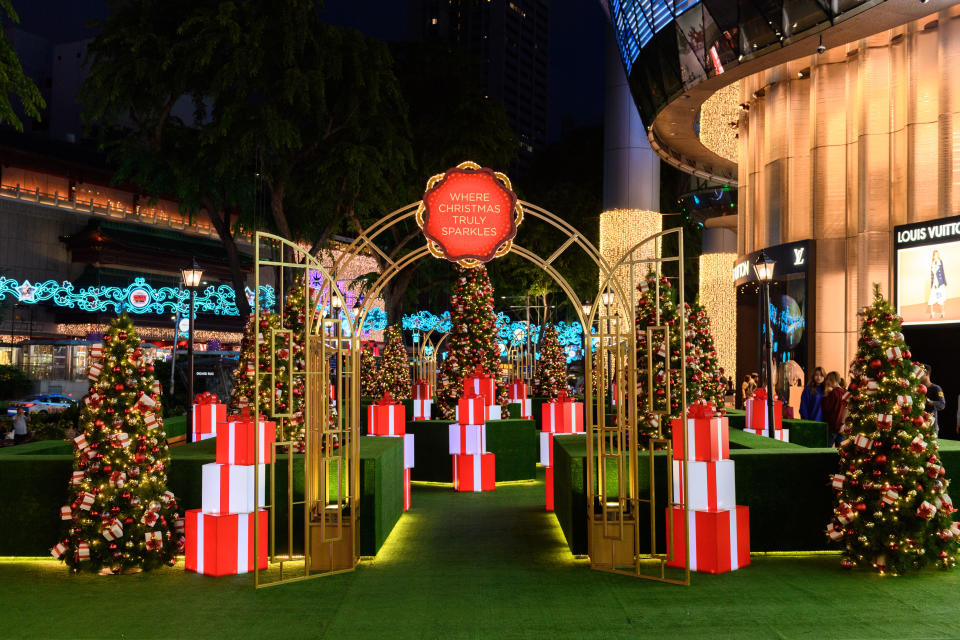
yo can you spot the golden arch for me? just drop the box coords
[253,199,691,587]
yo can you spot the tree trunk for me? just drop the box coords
[205,202,251,318]
[382,266,417,325]
[269,181,292,240]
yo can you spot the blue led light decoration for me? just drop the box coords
[0,276,275,317]
[401,311,586,363]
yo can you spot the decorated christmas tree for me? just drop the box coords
[685,301,727,410]
[359,341,382,398]
[827,285,959,574]
[229,313,281,417]
[437,264,508,419]
[379,325,412,399]
[52,314,180,573]
[634,273,725,439]
[229,281,311,442]
[533,324,568,397]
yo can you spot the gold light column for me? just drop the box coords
[698,252,737,376]
[599,209,662,314]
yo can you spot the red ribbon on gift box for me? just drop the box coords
[687,401,716,419]
[551,390,572,403]
[195,391,219,405]
[752,387,779,401]
[377,392,398,405]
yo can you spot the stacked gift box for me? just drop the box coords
[367,393,415,510]
[412,379,432,421]
[185,408,274,576]
[507,378,532,419]
[191,392,226,442]
[457,366,502,421]
[539,390,584,511]
[667,402,750,574]
[744,388,788,441]
[449,394,495,492]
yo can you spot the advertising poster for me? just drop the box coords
[895,217,960,325]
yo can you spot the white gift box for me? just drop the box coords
[413,398,432,421]
[201,463,266,514]
[449,423,486,455]
[510,398,532,418]
[540,432,553,467]
[672,459,737,511]
[742,428,790,442]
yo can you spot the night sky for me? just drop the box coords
[12,0,606,142]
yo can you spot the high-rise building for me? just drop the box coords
[408,0,549,170]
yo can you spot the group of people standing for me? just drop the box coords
[799,364,947,447]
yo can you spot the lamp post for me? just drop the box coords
[753,251,776,439]
[181,258,203,442]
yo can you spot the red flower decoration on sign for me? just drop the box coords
[417,161,522,267]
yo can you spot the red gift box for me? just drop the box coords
[452,453,495,492]
[672,460,737,511]
[463,366,496,405]
[414,380,432,400]
[456,393,488,426]
[216,409,277,466]
[511,398,532,419]
[542,391,583,434]
[671,402,729,461]
[449,423,486,455]
[413,398,432,421]
[666,505,750,574]
[192,393,227,438]
[545,466,554,511]
[744,389,782,431]
[201,463,266,514]
[368,393,405,436]
[508,378,528,400]
[185,509,268,576]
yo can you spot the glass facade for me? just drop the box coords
[605,0,871,125]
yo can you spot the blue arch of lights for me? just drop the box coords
[402,310,594,363]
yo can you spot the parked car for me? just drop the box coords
[6,394,76,415]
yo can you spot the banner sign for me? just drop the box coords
[416,161,523,267]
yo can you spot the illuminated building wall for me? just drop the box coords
[599,208,662,315]
[737,6,960,374]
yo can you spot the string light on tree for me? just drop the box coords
[436,265,509,419]
[379,325,412,399]
[827,285,958,574]
[51,313,180,573]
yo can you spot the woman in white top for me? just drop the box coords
[12,407,28,444]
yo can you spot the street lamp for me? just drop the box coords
[181,258,203,443]
[753,251,776,439]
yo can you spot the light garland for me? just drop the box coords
[599,209,662,316]
[0,276,274,317]
[698,80,740,163]
[56,323,243,344]
[698,252,737,376]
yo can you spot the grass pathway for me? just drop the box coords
[3,472,960,638]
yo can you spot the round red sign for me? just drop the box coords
[417,162,521,266]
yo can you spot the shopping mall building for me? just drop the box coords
[601,0,960,415]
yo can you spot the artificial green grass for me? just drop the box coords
[4,469,960,639]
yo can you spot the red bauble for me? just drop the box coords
[869,359,882,370]
[913,416,924,427]
[856,503,867,512]
[918,384,927,394]
[875,455,887,464]
[114,383,124,392]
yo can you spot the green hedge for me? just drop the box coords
[0,435,403,557]
[406,419,537,482]
[725,410,829,448]
[551,433,960,555]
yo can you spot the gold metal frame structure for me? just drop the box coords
[253,234,358,588]
[586,229,690,584]
[252,200,690,587]
[410,329,445,391]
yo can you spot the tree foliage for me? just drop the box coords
[0,0,45,131]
